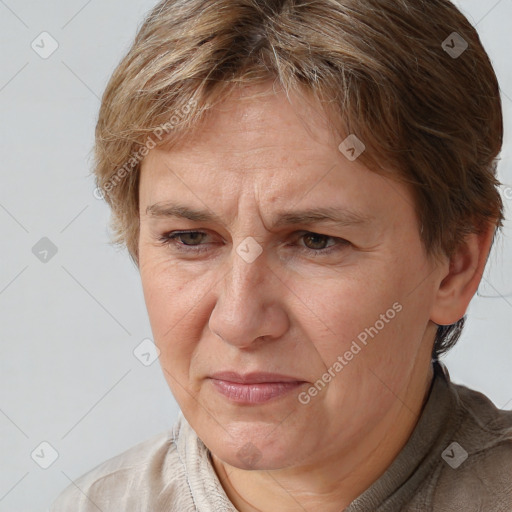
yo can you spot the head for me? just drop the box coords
[94,0,504,471]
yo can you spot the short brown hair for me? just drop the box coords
[93,0,504,359]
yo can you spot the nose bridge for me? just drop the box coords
[209,238,278,346]
[224,194,269,295]
[222,237,267,313]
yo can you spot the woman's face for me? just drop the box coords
[138,83,443,471]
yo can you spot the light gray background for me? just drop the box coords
[0,1,511,510]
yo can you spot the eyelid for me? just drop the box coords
[293,231,350,254]
[158,229,350,256]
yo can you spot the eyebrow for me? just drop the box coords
[145,202,373,229]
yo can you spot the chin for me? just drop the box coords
[203,424,307,471]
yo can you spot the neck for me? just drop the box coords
[212,362,434,512]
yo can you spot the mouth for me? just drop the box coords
[209,371,306,404]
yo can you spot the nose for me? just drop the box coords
[208,240,289,349]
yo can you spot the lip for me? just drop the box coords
[210,371,304,384]
[209,372,306,404]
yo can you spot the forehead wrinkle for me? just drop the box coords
[144,201,373,231]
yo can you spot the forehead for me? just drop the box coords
[163,82,339,160]
[138,83,416,230]
[141,84,344,188]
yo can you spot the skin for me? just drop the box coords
[137,81,495,512]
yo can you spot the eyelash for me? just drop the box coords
[157,231,349,257]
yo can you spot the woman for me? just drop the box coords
[51,0,512,510]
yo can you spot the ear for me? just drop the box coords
[430,222,497,326]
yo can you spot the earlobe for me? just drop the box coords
[430,223,496,326]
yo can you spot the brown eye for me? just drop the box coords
[174,232,207,246]
[302,233,332,250]
[294,231,350,257]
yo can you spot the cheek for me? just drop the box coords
[140,250,198,322]
[315,283,434,417]
[139,255,208,368]
[300,270,397,344]
[140,266,206,405]
[302,263,426,382]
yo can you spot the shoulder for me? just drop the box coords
[49,417,194,511]
[432,380,512,510]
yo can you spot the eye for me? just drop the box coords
[301,232,333,250]
[158,231,212,253]
[295,231,349,256]
[157,230,349,257]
